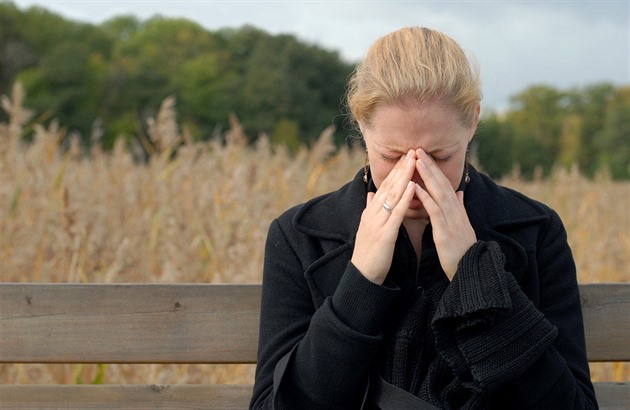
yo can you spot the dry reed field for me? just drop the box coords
[1,85,628,385]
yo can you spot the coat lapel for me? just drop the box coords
[293,170,366,306]
[465,167,548,281]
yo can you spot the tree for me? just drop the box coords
[507,85,566,176]
[565,83,616,176]
[173,52,239,138]
[595,87,630,179]
[476,112,514,178]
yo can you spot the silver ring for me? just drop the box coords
[382,201,393,213]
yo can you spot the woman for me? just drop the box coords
[250,27,597,409]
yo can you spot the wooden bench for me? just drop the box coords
[0,283,628,409]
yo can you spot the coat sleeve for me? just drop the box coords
[431,210,598,409]
[249,218,399,410]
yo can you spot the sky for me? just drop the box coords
[9,0,630,112]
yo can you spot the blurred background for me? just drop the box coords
[1,0,628,385]
[2,0,629,177]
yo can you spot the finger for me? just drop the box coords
[385,181,416,226]
[380,150,416,210]
[415,152,458,215]
[375,151,411,194]
[416,149,454,196]
[371,154,404,204]
[414,183,444,223]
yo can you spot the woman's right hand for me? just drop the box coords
[351,149,417,285]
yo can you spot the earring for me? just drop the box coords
[465,162,471,184]
[465,147,471,184]
[363,151,369,184]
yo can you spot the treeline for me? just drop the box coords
[0,2,353,149]
[1,2,628,179]
[477,84,629,179]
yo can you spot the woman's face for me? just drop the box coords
[360,99,478,220]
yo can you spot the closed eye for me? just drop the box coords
[380,153,401,163]
[433,155,452,163]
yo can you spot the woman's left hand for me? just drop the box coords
[414,148,477,280]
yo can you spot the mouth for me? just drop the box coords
[409,196,423,209]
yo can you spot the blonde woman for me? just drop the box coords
[250,27,597,409]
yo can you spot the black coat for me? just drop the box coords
[250,167,598,409]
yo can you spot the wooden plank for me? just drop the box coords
[0,284,261,364]
[0,283,628,364]
[594,382,630,410]
[580,283,630,362]
[0,384,253,409]
[0,383,624,409]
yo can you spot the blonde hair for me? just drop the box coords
[346,27,482,129]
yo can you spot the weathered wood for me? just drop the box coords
[580,283,630,362]
[1,283,628,363]
[0,284,261,363]
[593,382,630,410]
[0,383,625,410]
[0,282,628,409]
[0,384,253,409]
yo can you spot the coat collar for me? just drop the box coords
[292,166,548,242]
[292,169,367,243]
[292,166,549,301]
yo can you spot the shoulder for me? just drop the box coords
[467,169,559,228]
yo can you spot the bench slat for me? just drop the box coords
[593,382,630,410]
[0,384,253,409]
[0,283,628,409]
[0,383,624,409]
[0,284,261,364]
[580,283,630,362]
[1,283,628,364]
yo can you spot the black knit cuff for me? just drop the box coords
[454,240,512,317]
[432,240,558,392]
[331,262,399,336]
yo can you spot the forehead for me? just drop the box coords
[364,100,469,152]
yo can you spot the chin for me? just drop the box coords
[405,207,429,221]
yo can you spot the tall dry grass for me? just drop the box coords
[1,84,628,384]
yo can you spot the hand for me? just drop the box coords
[351,150,417,285]
[414,149,476,280]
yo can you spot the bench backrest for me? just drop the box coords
[0,283,628,409]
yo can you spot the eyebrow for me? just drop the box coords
[376,140,461,154]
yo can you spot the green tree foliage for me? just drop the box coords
[594,87,630,179]
[476,113,515,178]
[477,83,627,180]
[0,2,36,96]
[1,4,353,147]
[219,26,351,144]
[1,2,113,137]
[567,83,616,176]
[1,2,627,178]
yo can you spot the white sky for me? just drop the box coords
[9,0,630,112]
